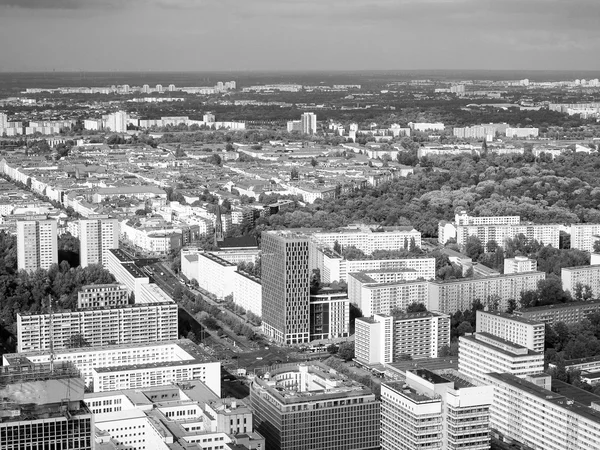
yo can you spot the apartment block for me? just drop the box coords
[309,287,350,340]
[79,216,119,268]
[3,339,220,395]
[476,310,545,352]
[458,332,545,385]
[348,273,429,316]
[261,231,310,344]
[456,223,561,250]
[561,264,600,298]
[487,373,600,450]
[454,211,521,226]
[311,225,422,255]
[250,362,380,450]
[514,299,600,325]
[232,270,262,317]
[17,300,178,353]
[181,251,237,300]
[428,271,546,314]
[381,369,493,450]
[504,255,537,274]
[0,362,94,450]
[77,283,129,309]
[570,223,600,252]
[16,218,58,271]
[355,312,450,366]
[106,248,150,297]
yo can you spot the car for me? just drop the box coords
[256,357,263,360]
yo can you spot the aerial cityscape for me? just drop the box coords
[2,2,600,450]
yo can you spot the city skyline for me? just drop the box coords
[1,0,600,72]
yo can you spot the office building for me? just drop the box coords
[428,271,546,314]
[250,362,380,450]
[261,231,310,344]
[17,299,178,353]
[476,310,545,352]
[458,332,545,385]
[570,223,600,252]
[301,112,317,135]
[562,264,600,298]
[16,218,58,272]
[309,287,350,340]
[77,283,129,309]
[504,255,537,274]
[0,362,94,450]
[79,216,119,268]
[355,312,450,366]
[381,369,493,450]
[487,372,600,450]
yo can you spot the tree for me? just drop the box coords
[338,341,355,361]
[406,302,427,313]
[456,321,473,336]
[310,157,318,167]
[333,240,342,254]
[327,344,339,354]
[594,240,600,253]
[291,167,299,180]
[203,316,219,330]
[464,235,484,260]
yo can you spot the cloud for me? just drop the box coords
[0,0,126,9]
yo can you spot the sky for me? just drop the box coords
[1,0,599,72]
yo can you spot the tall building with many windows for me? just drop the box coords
[250,362,380,450]
[261,231,310,344]
[301,112,317,135]
[381,369,493,450]
[79,216,119,268]
[476,310,545,352]
[16,218,58,272]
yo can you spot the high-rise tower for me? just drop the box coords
[79,216,119,268]
[261,231,310,344]
[17,218,58,272]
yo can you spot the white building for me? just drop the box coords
[504,255,537,274]
[458,332,545,386]
[17,218,58,272]
[476,310,545,352]
[428,271,546,314]
[505,127,539,138]
[408,122,445,132]
[17,300,178,353]
[77,283,129,309]
[3,339,220,396]
[301,112,317,135]
[487,372,600,450]
[232,270,262,317]
[455,222,561,250]
[381,369,493,450]
[106,249,150,297]
[562,264,600,298]
[182,251,237,300]
[570,223,600,252]
[79,216,119,268]
[355,312,450,366]
[104,111,128,133]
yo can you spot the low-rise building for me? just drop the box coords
[309,287,350,340]
[504,255,537,274]
[77,283,129,309]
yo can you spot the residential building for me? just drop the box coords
[17,300,178,353]
[0,362,94,450]
[504,255,537,274]
[355,312,450,366]
[309,287,350,340]
[561,264,600,298]
[514,299,600,325]
[570,223,600,252]
[182,251,237,300]
[428,271,546,314]
[458,332,544,385]
[3,339,220,395]
[261,231,310,344]
[250,362,380,450]
[476,310,545,352]
[232,270,262,317]
[301,112,317,135]
[77,283,129,309]
[311,225,422,255]
[348,274,429,316]
[79,216,119,268]
[505,127,539,138]
[487,372,600,450]
[104,110,128,133]
[381,369,493,450]
[455,222,561,250]
[16,218,57,272]
[105,248,150,297]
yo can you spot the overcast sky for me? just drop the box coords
[1,0,599,72]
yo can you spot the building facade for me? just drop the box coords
[79,216,119,268]
[309,288,350,340]
[514,299,600,325]
[475,310,545,352]
[561,264,600,298]
[16,218,58,272]
[77,283,129,309]
[261,231,311,344]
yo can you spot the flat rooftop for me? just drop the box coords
[463,333,541,357]
[478,310,545,326]
[94,358,214,373]
[109,248,134,263]
[517,299,600,313]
